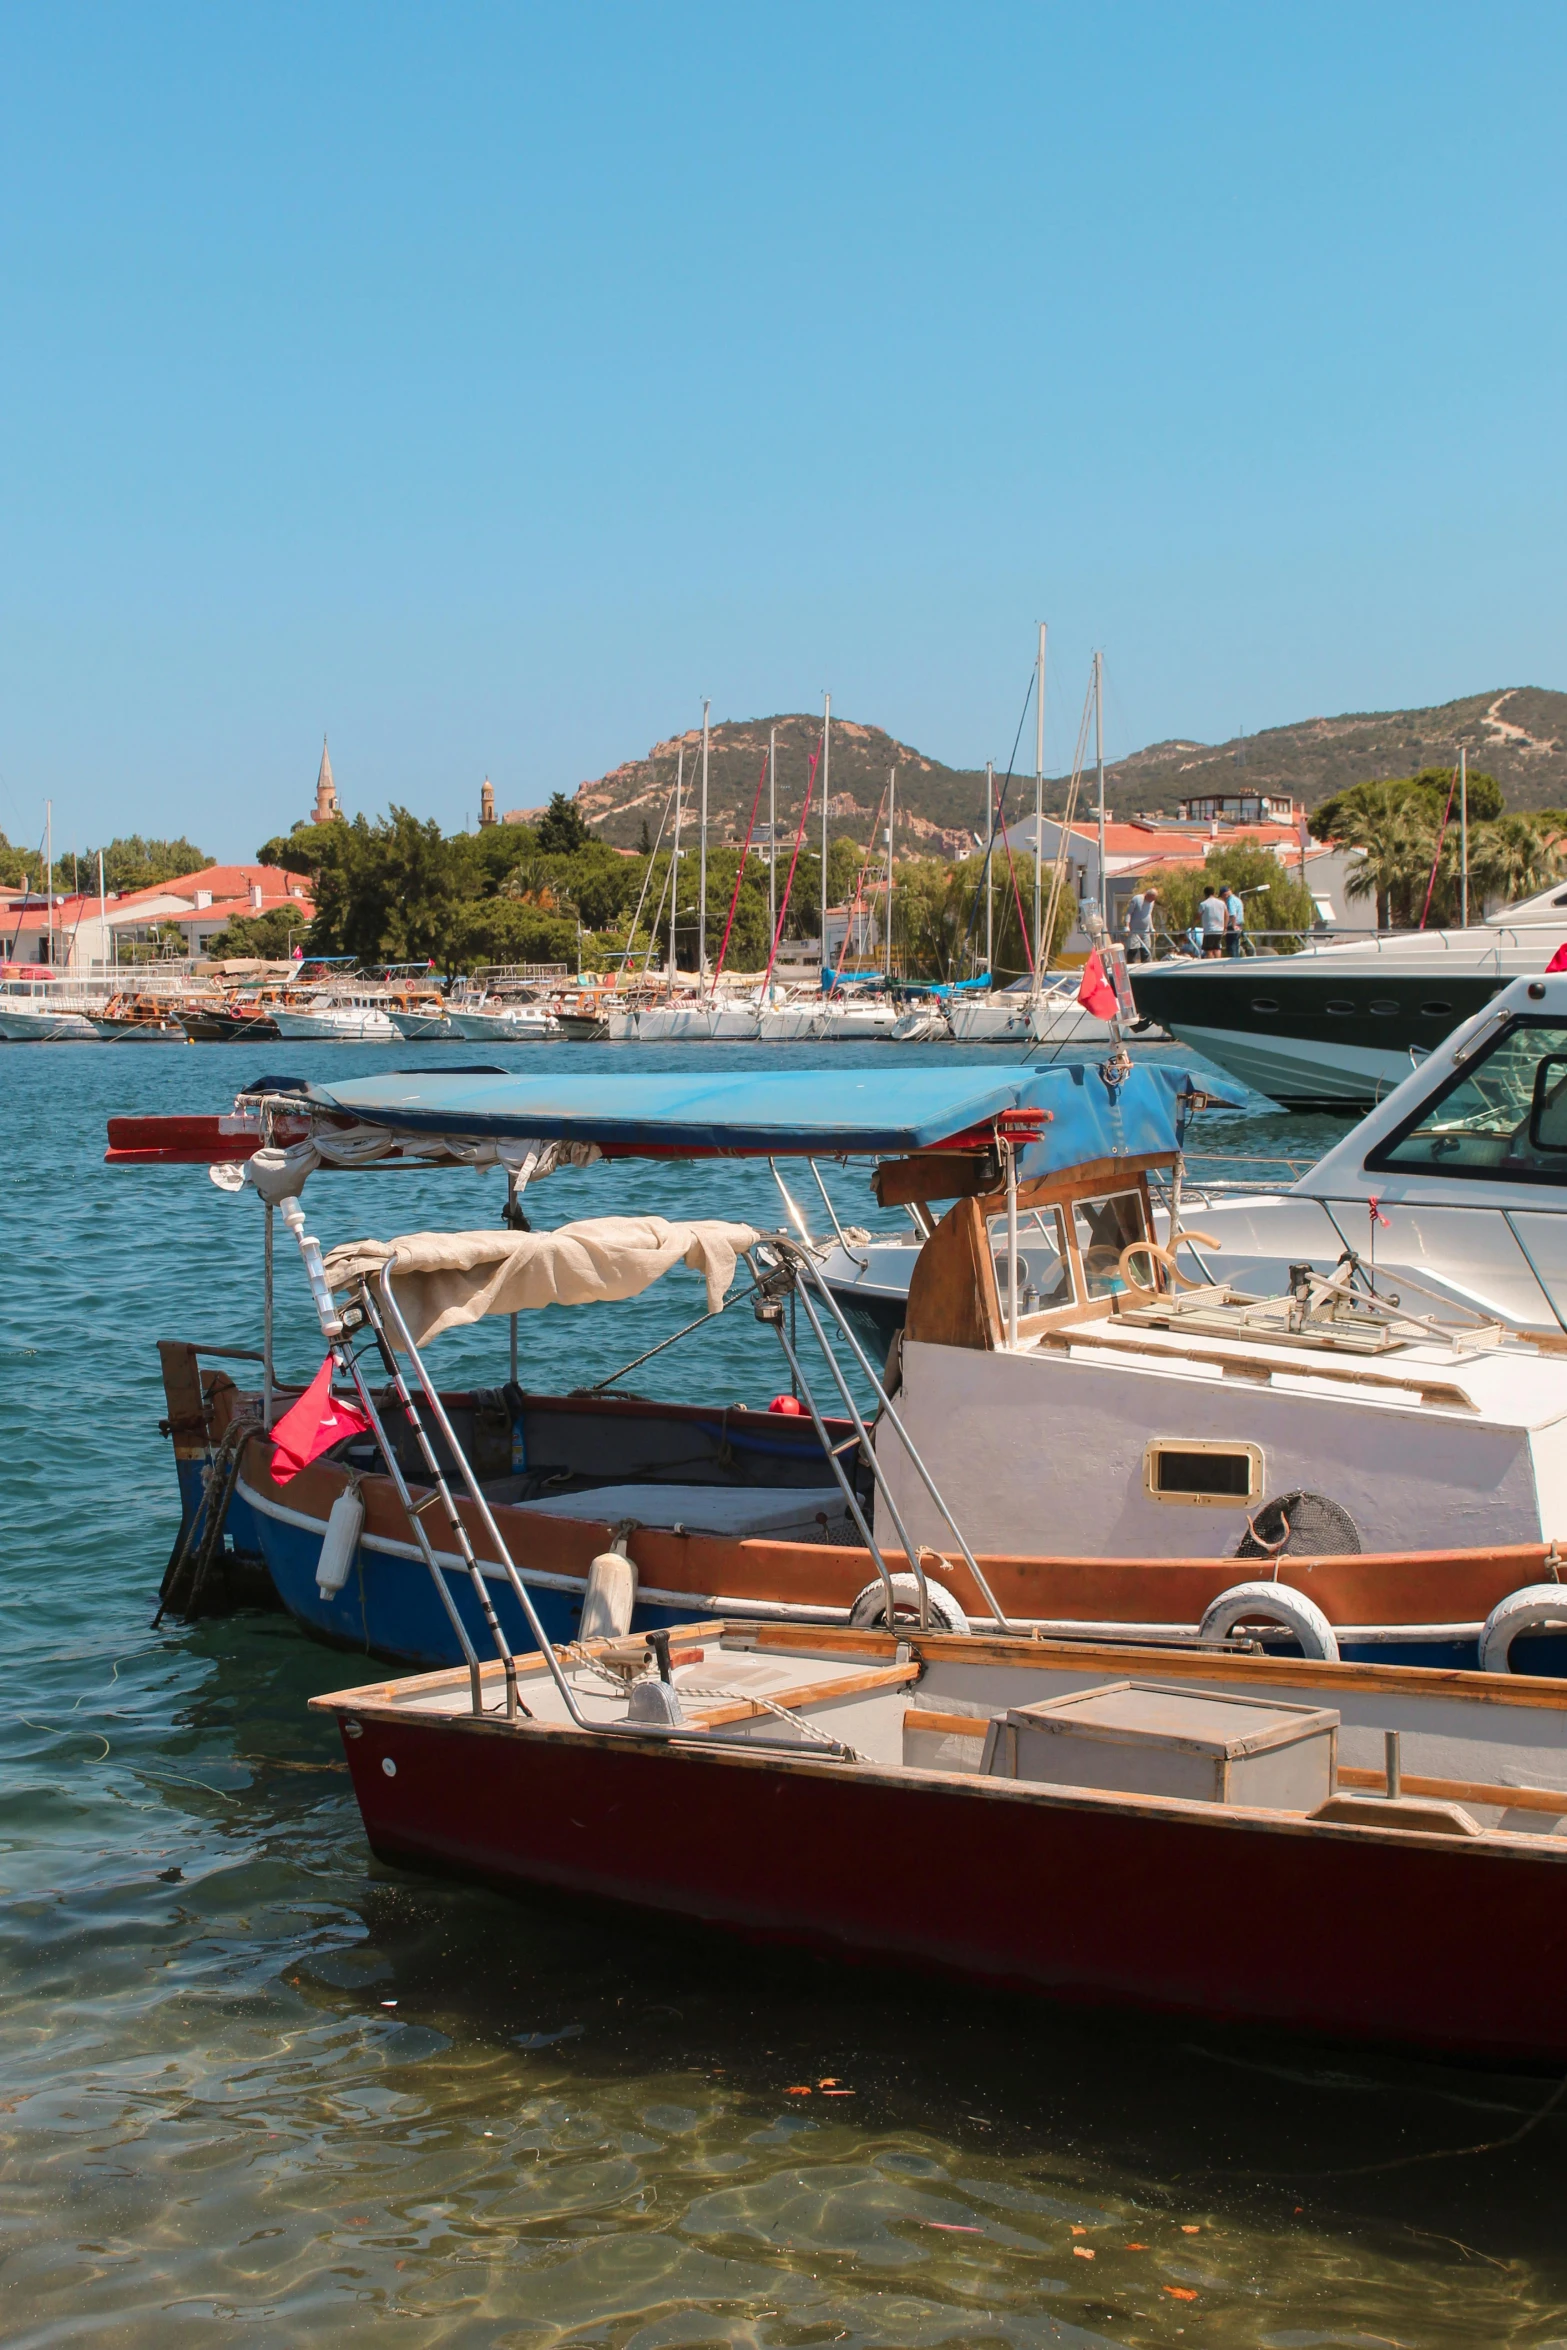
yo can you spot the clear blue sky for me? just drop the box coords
[2,2,1563,859]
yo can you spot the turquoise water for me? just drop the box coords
[5,1036,1567,2348]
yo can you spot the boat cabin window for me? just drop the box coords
[1144,1439,1264,1506]
[985,1205,1075,1316]
[1072,1190,1149,1297]
[1367,1019,1567,1183]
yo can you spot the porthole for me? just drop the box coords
[381,1756,398,1778]
[1420,1000,1453,1017]
[1250,997,1280,1014]
[1143,1438,1264,1507]
[1326,1000,1355,1016]
[1370,1000,1399,1016]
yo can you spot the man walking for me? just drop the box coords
[1124,885,1159,964]
[1199,882,1227,957]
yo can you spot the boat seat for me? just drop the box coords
[508,1481,852,1541]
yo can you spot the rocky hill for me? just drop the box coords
[549,687,1567,851]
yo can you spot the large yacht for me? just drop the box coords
[1127,882,1567,1108]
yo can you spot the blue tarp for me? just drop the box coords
[317,1062,1198,1166]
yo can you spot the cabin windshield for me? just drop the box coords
[986,1205,1075,1316]
[1370,1018,1567,1182]
[1073,1191,1149,1297]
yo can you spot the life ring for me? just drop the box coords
[1479,1584,1567,1674]
[1197,1579,1341,1661]
[848,1572,971,1635]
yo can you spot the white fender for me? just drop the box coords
[1479,1583,1567,1673]
[579,1545,638,1641]
[848,1573,970,1636]
[315,1485,365,1597]
[1198,1579,1340,1662]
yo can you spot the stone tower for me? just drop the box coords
[313,737,341,824]
[479,776,497,827]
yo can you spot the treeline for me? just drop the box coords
[1309,768,1564,927]
[0,832,212,898]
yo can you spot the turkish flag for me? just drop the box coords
[1077,950,1119,1020]
[270,1358,371,1485]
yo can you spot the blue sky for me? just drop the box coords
[2,3,1563,858]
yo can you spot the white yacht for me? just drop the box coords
[0,976,104,1041]
[1129,882,1567,1109]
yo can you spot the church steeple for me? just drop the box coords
[313,736,341,824]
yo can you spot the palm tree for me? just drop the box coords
[1466,816,1565,914]
[1337,784,1438,929]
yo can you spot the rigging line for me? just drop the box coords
[713,751,771,988]
[827,769,893,995]
[1418,762,1461,931]
[624,785,675,969]
[761,731,824,996]
[956,667,1037,974]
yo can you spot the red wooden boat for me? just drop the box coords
[313,1618,1567,2062]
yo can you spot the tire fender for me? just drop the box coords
[1198,1579,1341,1661]
[848,1572,970,1636]
[1479,1583,1567,1674]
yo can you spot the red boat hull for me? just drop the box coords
[336,1710,1567,2063]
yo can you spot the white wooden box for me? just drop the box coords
[981,1679,1338,1810]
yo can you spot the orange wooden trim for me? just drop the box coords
[687,1661,920,1728]
[904,1708,989,1740]
[1338,1765,1567,1815]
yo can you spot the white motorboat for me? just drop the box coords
[1129,882,1567,1110]
[0,977,105,1040]
[272,994,402,1042]
[445,999,559,1042]
[386,1005,453,1042]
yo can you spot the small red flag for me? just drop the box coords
[1547,942,1567,974]
[1076,950,1118,1020]
[269,1358,370,1485]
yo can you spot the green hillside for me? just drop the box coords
[562,687,1567,848]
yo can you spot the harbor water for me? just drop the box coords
[5,1036,1567,2348]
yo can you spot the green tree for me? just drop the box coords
[535,792,592,854]
[1151,844,1317,950]
[202,907,306,959]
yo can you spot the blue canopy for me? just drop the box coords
[316,1062,1199,1165]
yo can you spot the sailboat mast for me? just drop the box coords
[885,767,895,985]
[1094,651,1107,930]
[820,692,831,989]
[1033,622,1046,983]
[98,848,106,978]
[698,699,710,990]
[1459,747,1469,929]
[986,761,995,975]
[669,742,684,984]
[45,800,53,969]
[768,724,777,965]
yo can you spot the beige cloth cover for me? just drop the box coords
[321,1215,760,1347]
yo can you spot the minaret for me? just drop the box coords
[480,777,496,827]
[313,736,341,823]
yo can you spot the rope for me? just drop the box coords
[713,753,770,989]
[761,736,823,995]
[558,1642,861,1757]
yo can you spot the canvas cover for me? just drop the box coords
[321,1213,760,1346]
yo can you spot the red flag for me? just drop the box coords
[1076,950,1118,1020]
[1547,942,1567,974]
[270,1358,370,1485]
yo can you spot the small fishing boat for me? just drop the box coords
[117,1062,1567,1677]
[444,993,558,1042]
[178,992,281,1043]
[92,990,191,1041]
[313,1614,1567,2063]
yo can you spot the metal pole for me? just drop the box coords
[263,1203,276,1428]
[1034,622,1046,983]
[768,722,777,976]
[1005,1139,1019,1347]
[885,767,895,985]
[97,848,106,980]
[698,698,710,991]
[45,799,53,968]
[669,742,684,986]
[1094,651,1107,930]
[1459,747,1469,929]
[821,691,831,987]
[986,760,995,974]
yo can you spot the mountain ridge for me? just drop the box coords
[551,687,1567,849]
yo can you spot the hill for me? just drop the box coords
[557,687,1567,850]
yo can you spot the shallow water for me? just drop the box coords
[4,1036,1567,2348]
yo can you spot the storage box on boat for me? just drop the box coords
[984,1679,1338,1809]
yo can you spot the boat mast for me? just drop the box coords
[1033,622,1046,987]
[98,848,107,979]
[45,799,53,970]
[1094,651,1107,930]
[698,699,710,991]
[820,691,831,990]
[1459,747,1469,928]
[985,761,995,975]
[885,766,896,986]
[669,741,684,986]
[768,723,777,972]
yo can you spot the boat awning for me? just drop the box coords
[105,1061,1211,1169]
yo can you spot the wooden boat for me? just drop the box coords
[312,1616,1567,2062]
[92,990,191,1040]
[118,1063,1567,1676]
